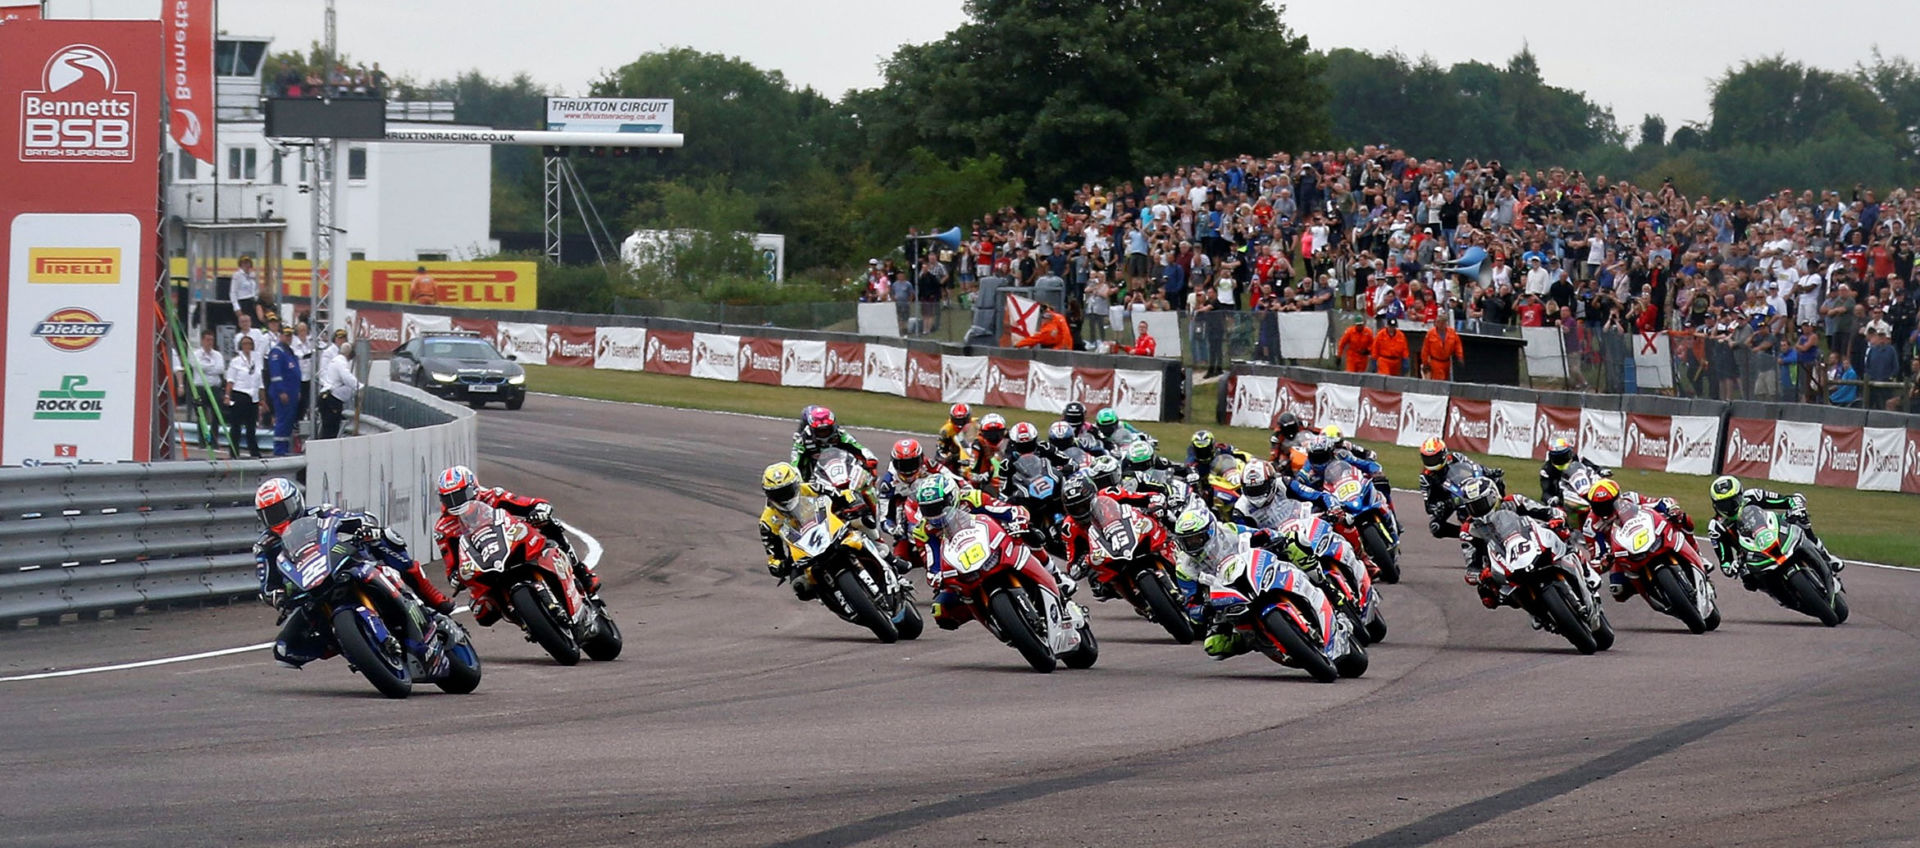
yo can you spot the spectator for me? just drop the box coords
[1125,320,1156,356]
[409,266,438,305]
[1421,319,1463,381]
[318,334,360,439]
[1371,316,1409,376]
[917,257,943,335]
[186,329,225,445]
[230,255,260,324]
[1826,351,1860,407]
[225,334,264,459]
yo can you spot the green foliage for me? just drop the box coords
[1707,56,1899,151]
[1638,114,1667,150]
[850,149,1025,260]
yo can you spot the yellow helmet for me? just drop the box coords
[1321,425,1343,440]
[762,462,803,512]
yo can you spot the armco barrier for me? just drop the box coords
[330,301,1187,423]
[0,381,473,626]
[1225,362,1920,495]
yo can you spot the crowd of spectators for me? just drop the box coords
[272,62,389,99]
[864,145,1920,412]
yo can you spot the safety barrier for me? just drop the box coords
[0,382,472,627]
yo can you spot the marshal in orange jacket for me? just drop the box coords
[1015,310,1073,351]
[1337,323,1374,373]
[1421,323,1464,381]
[1371,326,1409,376]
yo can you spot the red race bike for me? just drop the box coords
[1077,495,1194,644]
[1601,499,1721,634]
[936,512,1098,673]
[450,501,623,665]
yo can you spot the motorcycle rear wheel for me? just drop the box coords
[1788,570,1839,627]
[512,583,582,665]
[1259,607,1338,683]
[1652,565,1708,634]
[834,570,898,643]
[1360,522,1399,584]
[988,589,1055,673]
[1136,571,1195,644]
[332,607,412,699]
[1542,580,1598,655]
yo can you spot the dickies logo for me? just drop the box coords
[27,247,119,283]
[31,307,112,351]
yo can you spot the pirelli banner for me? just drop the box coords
[264,260,538,311]
[0,20,164,465]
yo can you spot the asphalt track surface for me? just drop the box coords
[6,393,1920,847]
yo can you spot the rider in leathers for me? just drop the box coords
[1418,438,1505,538]
[432,466,599,626]
[1705,475,1840,589]
[915,475,1065,630]
[1538,437,1611,507]
[1580,480,1697,602]
[790,405,879,480]
[253,479,454,669]
[1170,507,1279,659]
[1452,478,1564,609]
[1286,435,1384,513]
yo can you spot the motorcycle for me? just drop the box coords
[1322,458,1402,584]
[1006,453,1069,558]
[273,514,481,698]
[1730,505,1848,626]
[812,446,881,532]
[452,501,623,665]
[1265,501,1388,645]
[1077,495,1195,643]
[1206,547,1368,682]
[778,493,922,643]
[1604,500,1721,634]
[1556,464,1603,531]
[938,512,1098,672]
[1481,510,1615,654]
[1205,454,1246,521]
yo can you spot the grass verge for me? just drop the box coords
[524,364,1920,567]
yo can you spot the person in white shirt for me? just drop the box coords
[229,256,260,325]
[234,312,272,359]
[1794,263,1823,327]
[187,329,226,446]
[1524,256,1551,297]
[224,334,265,458]
[291,320,315,413]
[318,333,360,439]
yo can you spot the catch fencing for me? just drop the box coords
[0,383,473,626]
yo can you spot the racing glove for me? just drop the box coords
[529,503,554,525]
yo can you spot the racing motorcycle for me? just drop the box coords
[1263,500,1388,645]
[1322,458,1402,584]
[451,501,622,665]
[273,513,481,698]
[812,446,881,532]
[937,512,1097,673]
[1729,505,1848,626]
[776,493,922,643]
[1206,547,1368,682]
[1076,495,1194,643]
[1006,453,1068,558]
[1481,510,1615,654]
[1555,464,1604,530]
[1205,454,1246,521]
[1603,499,1721,634]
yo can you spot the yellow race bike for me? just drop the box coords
[778,497,923,643]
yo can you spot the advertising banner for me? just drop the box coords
[356,309,403,353]
[1313,383,1361,440]
[493,321,548,366]
[1277,378,1318,425]
[1813,425,1864,490]
[1769,420,1820,485]
[401,312,450,343]
[350,261,538,310]
[593,326,645,371]
[985,357,1028,409]
[735,337,781,385]
[905,351,941,402]
[1858,427,1906,492]
[545,325,593,368]
[1633,332,1673,389]
[1577,409,1625,468]
[1226,375,1276,429]
[1112,369,1163,421]
[1396,392,1448,448]
[545,97,674,134]
[1622,413,1671,472]
[0,20,163,465]
[1722,418,1775,479]
[1666,415,1720,476]
[941,355,988,405]
[862,346,905,396]
[689,332,740,382]
[0,5,41,24]
[1355,388,1401,443]
[1488,399,1537,459]
[1444,397,1492,455]
[643,329,692,377]
[1070,366,1115,411]
[824,342,864,391]
[1906,429,1920,496]
[777,339,824,388]
[449,314,496,340]
[1026,362,1073,415]
[165,0,215,166]
[1533,404,1581,460]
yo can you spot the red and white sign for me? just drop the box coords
[644,330,693,377]
[545,324,593,368]
[1622,413,1670,471]
[1355,389,1400,443]
[1112,369,1162,421]
[825,342,864,391]
[402,312,451,342]
[1814,425,1863,489]
[1003,293,1043,346]
[1722,418,1775,479]
[737,337,782,385]
[19,41,140,163]
[1488,399,1537,459]
[1577,409,1625,468]
[1769,421,1820,485]
[1227,375,1275,429]
[494,321,548,366]
[1445,397,1491,454]
[778,339,824,388]
[1027,362,1073,415]
[1859,427,1906,492]
[1396,392,1448,447]
[0,5,42,25]
[165,0,215,166]
[355,309,403,353]
[1633,332,1673,389]
[905,351,941,402]
[1905,429,1920,495]
[1070,366,1114,411]
[863,345,905,395]
[1532,404,1581,460]
[689,332,739,382]
[985,357,1028,409]
[1667,415,1719,475]
[450,315,497,340]
[941,355,987,405]
[1313,383,1361,440]
[1278,379,1317,424]
[593,326,645,371]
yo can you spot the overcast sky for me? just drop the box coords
[49,0,1915,129]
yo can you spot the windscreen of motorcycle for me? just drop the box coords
[277,516,332,592]
[1736,504,1782,557]
[1487,510,1536,573]
[1610,501,1659,556]
[1210,454,1242,483]
[816,448,857,490]
[1089,497,1136,560]
[457,504,517,579]
[944,522,996,575]
[784,511,834,561]
[1562,466,1597,505]
[1011,455,1056,500]
[1325,459,1367,505]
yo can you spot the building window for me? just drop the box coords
[292,250,307,260]
[347,147,367,180]
[227,147,257,181]
[270,150,284,185]
[416,252,448,262]
[350,251,366,260]
[178,152,197,180]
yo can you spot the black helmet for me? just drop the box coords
[1062,475,1096,520]
[1275,412,1302,442]
[1063,402,1086,427]
[1461,476,1500,518]
[1547,436,1576,471]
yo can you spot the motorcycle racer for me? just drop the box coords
[1092,408,1146,452]
[1286,435,1384,512]
[1057,474,1168,594]
[965,413,1011,489]
[432,466,598,609]
[916,476,1066,630]
[1419,437,1505,538]
[790,406,878,479]
[759,462,833,600]
[1705,476,1841,588]
[936,403,976,471]
[1452,477,1563,609]
[1059,401,1095,438]
[1580,478,1698,602]
[1538,436,1611,507]
[253,478,454,669]
[1185,430,1253,473]
[1267,411,1307,462]
[1169,507,1280,660]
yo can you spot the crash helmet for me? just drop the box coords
[1191,430,1217,461]
[1124,439,1157,471]
[891,438,925,479]
[1173,507,1216,556]
[1587,478,1622,520]
[1321,425,1344,441]
[437,465,479,515]
[1304,434,1335,467]
[1274,411,1303,442]
[762,463,804,514]
[1088,455,1122,490]
[255,477,305,534]
[1709,475,1743,517]
[799,404,822,428]
[978,413,1008,445]
[1062,475,1097,520]
[1461,476,1501,518]
[1242,460,1276,505]
[1063,401,1087,427]
[804,406,838,441]
[1548,436,1576,472]
[1009,421,1040,453]
[1420,437,1450,470]
[948,402,972,427]
[1094,408,1121,437]
[914,475,958,531]
[1048,420,1077,451]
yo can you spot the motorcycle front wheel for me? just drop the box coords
[1541,580,1598,655]
[512,582,582,665]
[332,607,412,699]
[1135,570,1195,644]
[436,629,483,694]
[1258,607,1339,683]
[833,569,899,643]
[1787,569,1840,627]
[582,603,625,661]
[1360,521,1400,584]
[1652,564,1708,634]
[988,589,1055,673]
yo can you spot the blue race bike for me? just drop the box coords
[1322,458,1401,584]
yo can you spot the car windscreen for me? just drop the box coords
[423,340,502,360]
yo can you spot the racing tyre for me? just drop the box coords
[582,606,624,661]
[1591,608,1616,652]
[1833,590,1850,624]
[893,600,925,641]
[1788,570,1839,627]
[1061,619,1099,669]
[988,589,1055,673]
[1543,580,1598,655]
[436,628,483,694]
[1364,607,1389,644]
[834,570,898,644]
[1136,571,1195,644]
[1652,565,1708,634]
[1259,607,1338,683]
[1334,640,1369,679]
[332,607,412,699]
[512,583,581,665]
[1360,522,1400,584]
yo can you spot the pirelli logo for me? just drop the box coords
[28,247,120,283]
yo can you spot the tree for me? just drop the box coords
[1707,56,1899,150]
[863,0,1328,191]
[1856,48,1920,155]
[1639,114,1667,149]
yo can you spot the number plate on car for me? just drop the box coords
[467,384,498,393]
